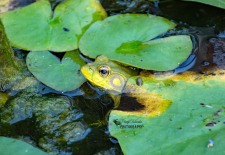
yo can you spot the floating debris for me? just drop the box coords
[206,122,217,127]
[199,102,213,108]
[207,139,214,148]
[136,77,143,86]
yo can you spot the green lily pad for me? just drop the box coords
[183,0,225,9]
[109,71,225,154]
[79,14,193,71]
[0,137,47,155]
[0,0,106,52]
[26,51,86,92]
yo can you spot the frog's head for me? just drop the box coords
[81,55,137,92]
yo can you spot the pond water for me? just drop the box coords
[1,0,225,155]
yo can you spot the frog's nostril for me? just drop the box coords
[87,65,96,73]
[89,66,93,71]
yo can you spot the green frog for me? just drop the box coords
[81,55,138,107]
[81,55,138,92]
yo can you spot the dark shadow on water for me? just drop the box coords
[117,93,145,111]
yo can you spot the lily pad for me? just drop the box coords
[0,137,47,155]
[0,0,107,52]
[109,71,225,154]
[26,51,86,92]
[183,0,225,9]
[79,14,193,71]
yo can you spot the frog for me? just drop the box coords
[81,55,138,92]
[81,55,138,106]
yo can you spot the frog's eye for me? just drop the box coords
[98,66,110,77]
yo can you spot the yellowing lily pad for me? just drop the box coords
[26,51,86,92]
[0,0,106,52]
[109,71,225,154]
[0,137,47,155]
[79,14,193,71]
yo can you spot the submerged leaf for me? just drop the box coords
[109,71,225,154]
[79,14,192,71]
[0,0,106,52]
[26,51,86,92]
[0,137,47,155]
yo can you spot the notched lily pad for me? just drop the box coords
[0,0,107,52]
[109,71,225,155]
[79,14,193,71]
[26,51,86,92]
[0,137,47,155]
